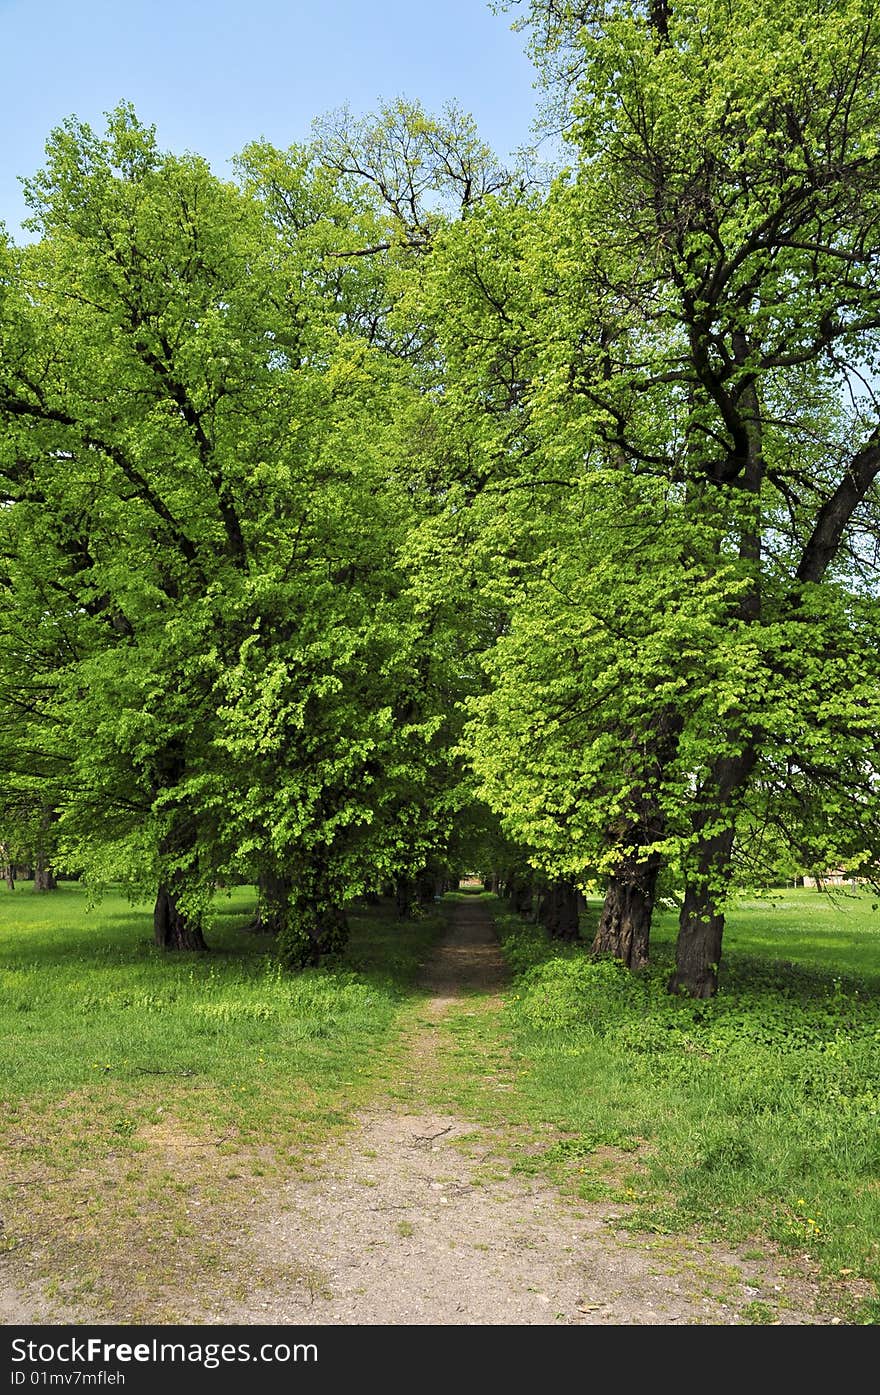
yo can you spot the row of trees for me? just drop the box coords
[0,103,498,960]
[2,0,879,995]
[457,0,880,993]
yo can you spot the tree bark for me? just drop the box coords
[509,873,534,917]
[395,875,414,918]
[253,872,292,934]
[667,831,732,998]
[153,884,207,951]
[668,748,757,997]
[33,862,57,893]
[1,846,13,892]
[415,869,436,905]
[310,903,348,960]
[279,895,349,967]
[541,878,581,941]
[591,854,659,970]
[33,807,58,893]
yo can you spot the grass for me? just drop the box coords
[491,887,880,1322]
[654,885,880,987]
[3,879,879,1324]
[0,880,444,1320]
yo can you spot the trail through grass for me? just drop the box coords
[1,882,878,1323]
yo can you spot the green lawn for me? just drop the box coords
[493,888,880,1322]
[0,881,443,1319]
[1,881,438,1096]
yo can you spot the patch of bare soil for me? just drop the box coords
[217,899,845,1326]
[0,1284,54,1326]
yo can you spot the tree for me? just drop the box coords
[1,100,514,960]
[490,0,880,993]
[0,107,469,956]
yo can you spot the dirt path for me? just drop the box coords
[219,898,839,1326]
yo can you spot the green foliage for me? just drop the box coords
[3,4,880,1004]
[412,0,880,997]
[516,955,648,1031]
[0,105,481,943]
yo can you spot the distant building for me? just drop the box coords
[802,869,859,888]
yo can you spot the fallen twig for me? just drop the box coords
[411,1126,452,1147]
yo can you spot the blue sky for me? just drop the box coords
[0,0,539,238]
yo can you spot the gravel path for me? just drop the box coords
[220,898,839,1326]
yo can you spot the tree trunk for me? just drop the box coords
[278,895,349,967]
[669,874,726,999]
[541,878,581,941]
[415,870,436,905]
[667,339,763,998]
[395,876,414,918]
[33,807,58,893]
[668,827,733,999]
[509,873,534,917]
[310,904,348,959]
[669,749,756,997]
[253,872,292,934]
[153,884,207,951]
[150,745,206,950]
[0,841,14,890]
[591,854,659,970]
[34,862,57,893]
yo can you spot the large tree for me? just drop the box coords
[0,107,472,957]
[415,0,880,993]
[496,0,880,993]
